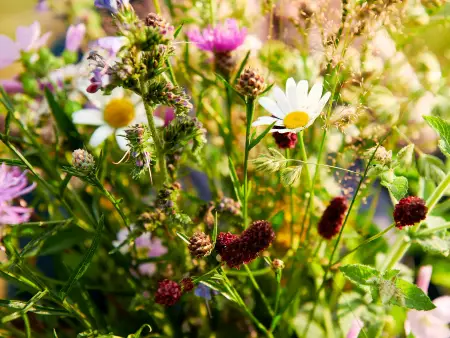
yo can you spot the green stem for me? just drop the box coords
[417,222,450,236]
[332,223,396,265]
[22,313,31,338]
[140,81,169,184]
[243,98,255,228]
[298,131,311,187]
[226,267,271,276]
[209,0,215,25]
[152,0,161,14]
[380,237,409,272]
[426,171,450,215]
[302,137,388,338]
[243,265,274,317]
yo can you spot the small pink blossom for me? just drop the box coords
[405,265,450,338]
[65,24,86,52]
[0,21,51,69]
[346,319,364,338]
[0,164,36,224]
[187,19,247,53]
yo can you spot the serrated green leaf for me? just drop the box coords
[414,235,450,257]
[340,264,380,292]
[59,217,104,299]
[393,278,436,310]
[127,324,152,338]
[418,154,446,185]
[381,175,408,200]
[423,115,450,156]
[395,144,415,167]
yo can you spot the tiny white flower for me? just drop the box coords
[72,88,163,150]
[252,78,331,133]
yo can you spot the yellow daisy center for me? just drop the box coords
[103,98,135,128]
[283,111,309,129]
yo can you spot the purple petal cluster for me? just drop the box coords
[94,0,129,13]
[0,164,36,224]
[65,24,86,52]
[187,19,247,53]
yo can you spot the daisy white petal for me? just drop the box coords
[252,116,281,127]
[115,128,129,151]
[72,109,104,125]
[89,125,114,147]
[258,97,285,118]
[296,80,309,109]
[314,91,331,115]
[286,78,297,111]
[272,86,291,115]
[307,82,323,108]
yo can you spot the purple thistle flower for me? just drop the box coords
[0,164,36,225]
[187,19,247,53]
[65,24,86,52]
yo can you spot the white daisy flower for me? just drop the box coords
[72,87,164,150]
[252,78,331,133]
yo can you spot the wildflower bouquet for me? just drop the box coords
[1,0,450,337]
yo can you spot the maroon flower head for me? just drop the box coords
[215,232,239,256]
[155,279,182,306]
[272,132,298,149]
[393,196,427,229]
[318,196,348,240]
[180,277,195,293]
[217,220,275,268]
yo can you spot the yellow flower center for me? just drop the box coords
[283,111,309,129]
[103,98,135,128]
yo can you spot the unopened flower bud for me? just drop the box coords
[180,277,194,293]
[72,149,95,172]
[145,13,174,37]
[272,259,285,270]
[393,196,428,229]
[237,67,266,97]
[188,232,213,258]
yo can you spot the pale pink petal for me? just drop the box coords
[16,21,40,51]
[346,319,364,338]
[0,36,20,69]
[34,31,51,49]
[431,296,450,323]
[417,265,432,293]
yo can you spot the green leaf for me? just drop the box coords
[44,87,83,149]
[176,232,190,245]
[173,23,184,39]
[414,235,450,257]
[127,324,152,338]
[340,264,380,291]
[394,278,436,310]
[423,115,450,156]
[59,217,104,299]
[381,175,408,201]
[0,86,15,112]
[418,154,446,185]
[394,144,415,167]
[212,212,218,246]
[249,121,277,150]
[228,157,242,204]
[53,329,59,338]
[19,219,72,258]
[215,73,245,102]
[0,299,71,317]
[233,50,251,84]
[270,210,285,231]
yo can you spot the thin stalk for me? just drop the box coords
[243,265,274,317]
[152,0,161,15]
[302,137,388,338]
[380,238,409,272]
[226,267,271,276]
[281,159,361,175]
[22,313,31,338]
[140,80,169,184]
[209,0,215,25]
[426,171,450,216]
[286,149,295,247]
[298,131,312,187]
[417,222,450,236]
[243,98,256,228]
[332,223,396,266]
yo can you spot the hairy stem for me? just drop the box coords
[243,98,255,228]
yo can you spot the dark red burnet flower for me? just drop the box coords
[180,277,195,293]
[272,132,298,149]
[393,196,427,229]
[216,220,275,268]
[155,279,182,306]
[318,196,349,240]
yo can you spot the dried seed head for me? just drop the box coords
[188,232,213,258]
[155,279,182,306]
[318,197,349,240]
[145,13,174,36]
[393,196,428,229]
[72,149,95,173]
[236,67,266,97]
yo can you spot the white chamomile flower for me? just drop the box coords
[252,78,331,133]
[72,87,163,150]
